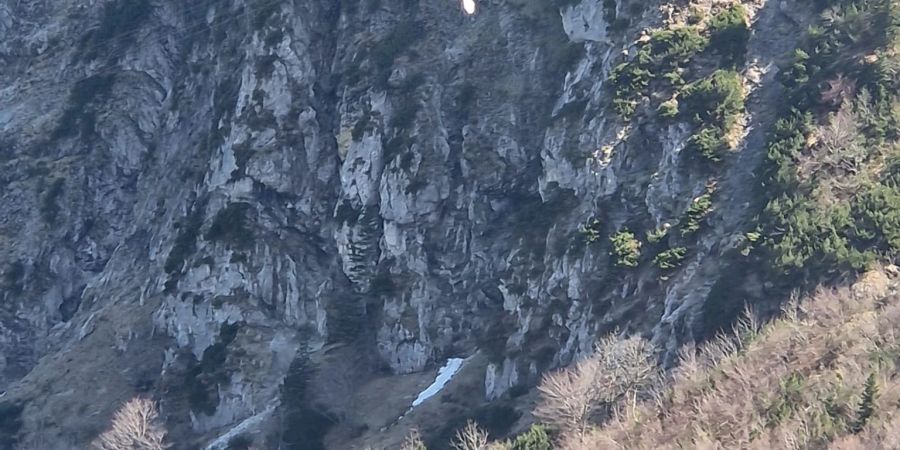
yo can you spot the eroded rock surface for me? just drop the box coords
[0,0,811,447]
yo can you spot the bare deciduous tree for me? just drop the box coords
[535,355,601,435]
[92,397,168,450]
[400,429,428,450]
[821,74,857,106]
[819,103,864,170]
[450,421,490,450]
[535,335,660,437]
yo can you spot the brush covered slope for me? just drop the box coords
[438,268,900,450]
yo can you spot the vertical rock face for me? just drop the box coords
[0,0,810,447]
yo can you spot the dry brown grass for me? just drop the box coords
[91,397,168,450]
[552,270,900,450]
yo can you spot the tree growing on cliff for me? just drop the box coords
[279,347,334,450]
[451,421,491,450]
[91,397,168,450]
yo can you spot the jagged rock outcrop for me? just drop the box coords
[0,0,814,447]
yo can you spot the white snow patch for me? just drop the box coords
[412,358,465,407]
[462,0,476,14]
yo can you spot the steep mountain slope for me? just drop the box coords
[572,268,900,450]
[445,268,900,450]
[1,0,894,448]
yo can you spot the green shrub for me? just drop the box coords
[658,98,679,118]
[740,0,900,285]
[687,126,728,161]
[611,229,642,268]
[580,218,603,243]
[779,49,813,89]
[761,110,814,190]
[682,70,745,160]
[758,94,900,277]
[663,71,685,88]
[681,193,714,235]
[613,97,640,117]
[765,372,805,427]
[647,225,669,243]
[654,247,687,269]
[708,3,750,65]
[741,230,762,256]
[647,26,709,69]
[762,195,873,272]
[853,183,900,251]
[510,424,552,450]
[608,25,708,118]
[682,70,744,130]
[610,63,652,117]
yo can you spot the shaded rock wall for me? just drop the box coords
[0,0,810,447]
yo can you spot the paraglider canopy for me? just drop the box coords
[462,0,476,15]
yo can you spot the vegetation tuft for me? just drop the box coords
[610,229,642,268]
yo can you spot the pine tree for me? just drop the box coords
[510,425,551,450]
[280,343,333,450]
[852,372,879,433]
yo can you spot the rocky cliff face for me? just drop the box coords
[0,0,813,448]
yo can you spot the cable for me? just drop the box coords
[72,0,230,48]
[26,0,280,149]
[17,0,333,147]
[41,0,286,83]
[12,0,280,84]
[9,0,226,52]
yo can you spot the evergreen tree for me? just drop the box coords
[852,372,879,433]
[510,425,552,450]
[280,343,333,450]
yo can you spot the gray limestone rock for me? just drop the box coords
[0,0,811,447]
